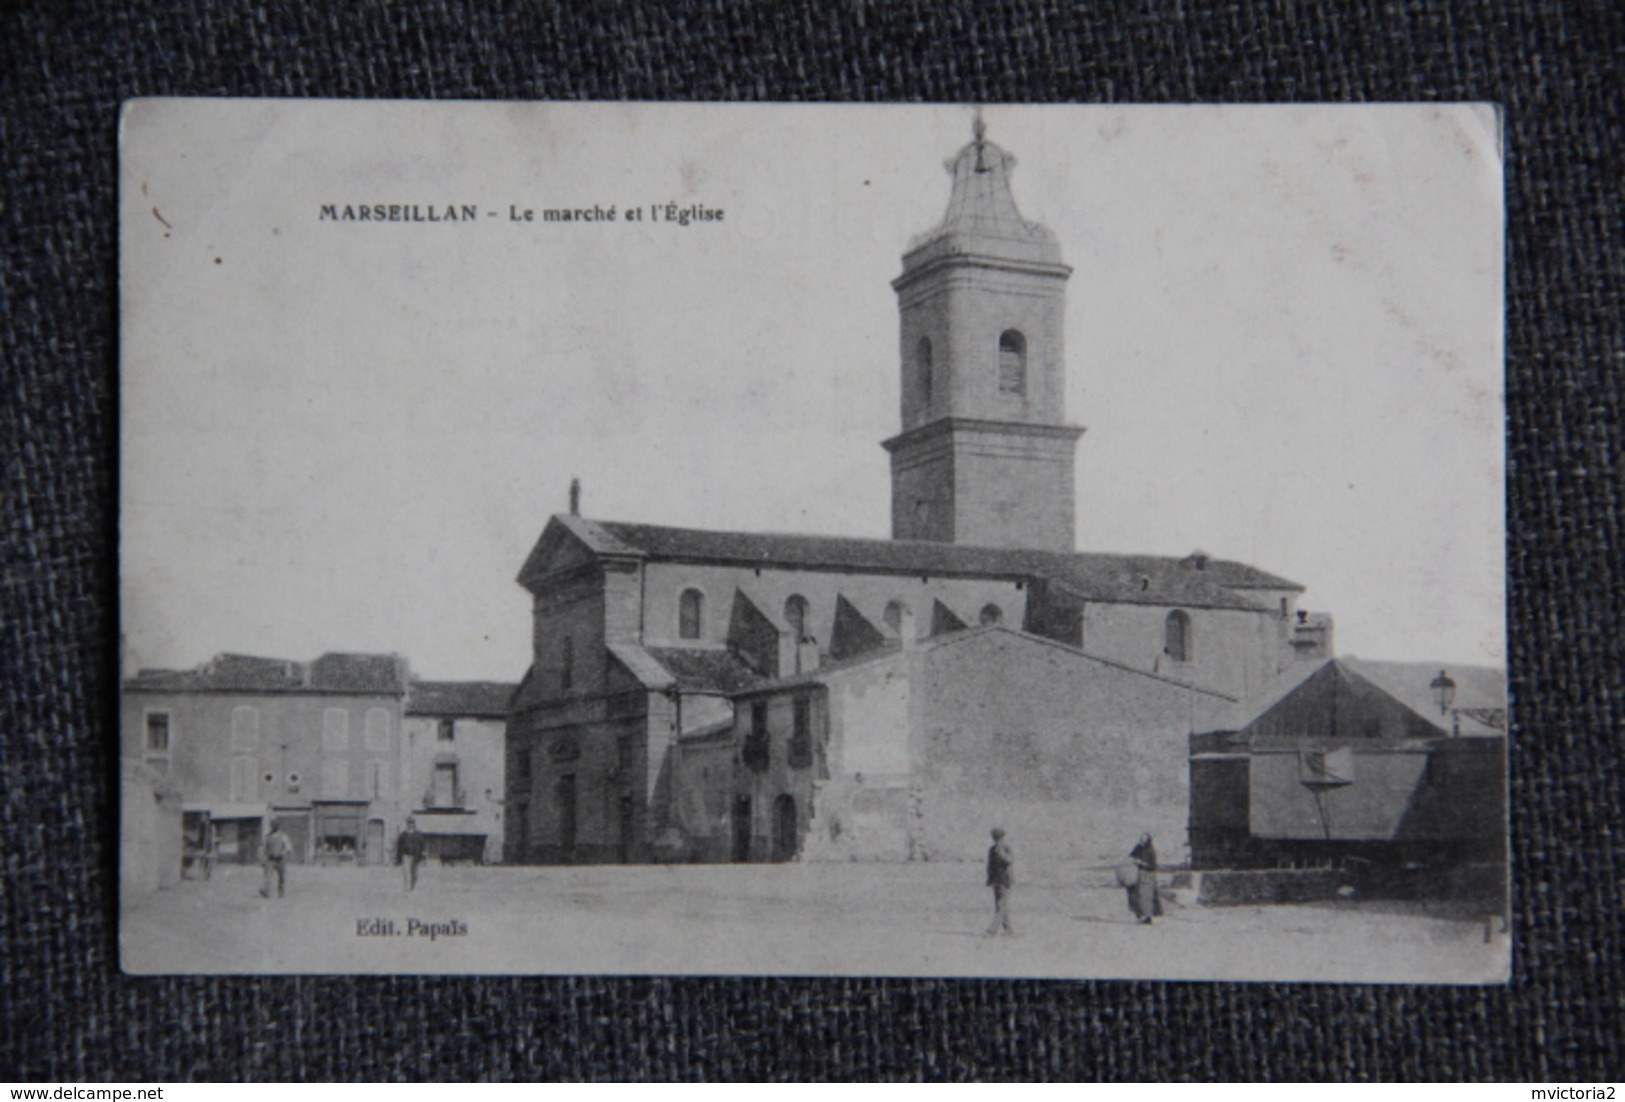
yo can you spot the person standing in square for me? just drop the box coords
[985,827,1015,936]
[396,816,426,891]
[260,821,291,898]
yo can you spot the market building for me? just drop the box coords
[1187,657,1508,875]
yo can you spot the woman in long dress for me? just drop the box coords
[1126,833,1163,924]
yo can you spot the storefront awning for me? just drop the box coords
[414,813,489,836]
[183,801,269,820]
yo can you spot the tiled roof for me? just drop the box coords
[125,668,207,692]
[124,652,408,695]
[644,647,767,694]
[407,680,519,717]
[733,626,1236,700]
[560,517,1293,611]
[308,652,408,694]
[209,653,306,691]
[124,653,303,693]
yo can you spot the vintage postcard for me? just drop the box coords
[119,100,1506,980]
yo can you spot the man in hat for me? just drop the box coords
[985,826,1015,936]
[396,816,427,891]
[260,820,291,898]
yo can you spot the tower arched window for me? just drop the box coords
[979,603,1004,626]
[679,588,704,640]
[883,599,907,635]
[560,636,575,690]
[998,330,1026,395]
[1165,610,1192,663]
[784,595,810,642]
[917,337,934,407]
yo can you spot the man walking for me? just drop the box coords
[985,826,1015,936]
[397,816,426,891]
[260,820,291,898]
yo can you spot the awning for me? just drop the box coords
[183,801,269,819]
[414,813,489,837]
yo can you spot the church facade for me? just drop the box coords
[505,123,1333,866]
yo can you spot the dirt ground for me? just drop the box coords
[121,860,1510,982]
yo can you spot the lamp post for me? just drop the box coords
[1429,670,1457,716]
[1429,670,1461,737]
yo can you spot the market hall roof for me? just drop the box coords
[520,514,1302,613]
[1214,656,1508,739]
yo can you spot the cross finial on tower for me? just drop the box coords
[972,109,988,171]
[568,477,581,516]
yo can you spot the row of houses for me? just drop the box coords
[120,643,1504,891]
[120,652,513,889]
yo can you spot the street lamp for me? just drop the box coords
[1429,670,1457,717]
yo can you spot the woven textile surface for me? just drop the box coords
[2,1,1620,1081]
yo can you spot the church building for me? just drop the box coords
[505,121,1333,866]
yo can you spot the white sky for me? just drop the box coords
[120,101,1505,681]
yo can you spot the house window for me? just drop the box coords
[322,708,349,752]
[366,760,389,800]
[437,717,456,742]
[743,701,770,772]
[432,762,460,808]
[884,599,907,635]
[143,711,172,766]
[679,588,704,640]
[560,636,574,691]
[917,337,934,406]
[998,330,1026,395]
[979,603,1003,626]
[789,696,813,769]
[321,758,350,799]
[230,755,259,801]
[364,707,390,751]
[784,595,810,642]
[1165,610,1193,663]
[230,706,259,750]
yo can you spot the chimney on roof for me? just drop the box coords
[569,477,581,516]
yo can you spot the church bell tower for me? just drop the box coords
[884,116,1084,552]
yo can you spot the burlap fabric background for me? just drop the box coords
[2,1,1619,1081]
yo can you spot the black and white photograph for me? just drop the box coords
[118,100,1506,981]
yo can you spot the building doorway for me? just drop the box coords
[732,796,752,862]
[216,817,262,864]
[772,794,797,862]
[274,810,310,864]
[365,818,385,866]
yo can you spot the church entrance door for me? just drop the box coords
[772,794,797,862]
[731,796,751,862]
